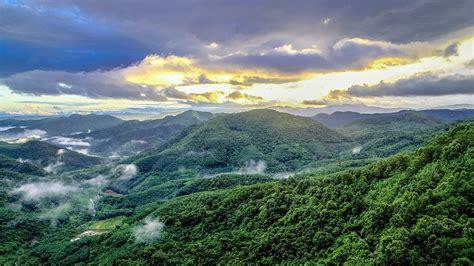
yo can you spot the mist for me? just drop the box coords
[238,160,267,174]
[352,146,362,154]
[44,161,65,173]
[12,182,79,201]
[113,164,138,180]
[0,129,47,143]
[52,137,91,147]
[134,217,165,243]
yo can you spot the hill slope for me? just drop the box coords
[0,140,101,172]
[18,122,473,265]
[133,109,353,174]
[313,109,474,128]
[337,111,452,157]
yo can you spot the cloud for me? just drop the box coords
[0,126,15,131]
[134,217,165,243]
[2,69,167,101]
[38,203,72,226]
[227,91,263,102]
[84,174,107,187]
[273,44,321,55]
[1,0,473,110]
[113,164,138,180]
[52,137,91,147]
[44,161,65,173]
[6,0,471,59]
[0,2,148,76]
[205,42,219,49]
[444,42,460,57]
[238,160,267,174]
[211,38,436,73]
[0,128,47,143]
[301,100,329,106]
[12,182,79,201]
[272,172,294,179]
[162,87,264,104]
[352,146,362,154]
[327,74,474,98]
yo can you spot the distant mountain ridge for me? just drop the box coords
[0,113,123,136]
[272,103,401,117]
[72,110,217,156]
[319,109,474,158]
[313,109,474,128]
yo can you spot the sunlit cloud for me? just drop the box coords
[0,11,473,114]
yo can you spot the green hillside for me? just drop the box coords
[133,109,353,174]
[339,111,448,157]
[13,122,472,265]
[0,154,46,177]
[312,109,474,128]
[0,141,101,171]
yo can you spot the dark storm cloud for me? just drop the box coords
[32,0,473,44]
[1,0,472,75]
[2,70,167,100]
[330,74,474,98]
[0,2,150,76]
[214,38,411,73]
[161,87,193,100]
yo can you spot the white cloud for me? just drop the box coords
[273,44,321,55]
[113,164,138,180]
[43,161,65,173]
[205,42,219,49]
[0,129,47,143]
[352,146,362,154]
[238,159,267,174]
[0,126,15,131]
[134,217,165,243]
[272,172,294,179]
[12,182,79,201]
[84,174,107,186]
[52,137,91,147]
[57,148,66,155]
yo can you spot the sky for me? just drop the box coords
[0,0,473,115]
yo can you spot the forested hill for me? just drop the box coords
[134,122,474,264]
[0,140,101,171]
[16,122,472,265]
[313,109,474,128]
[0,114,123,136]
[132,109,354,174]
[70,110,216,156]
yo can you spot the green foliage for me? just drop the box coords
[134,109,353,174]
[0,140,101,171]
[339,111,449,157]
